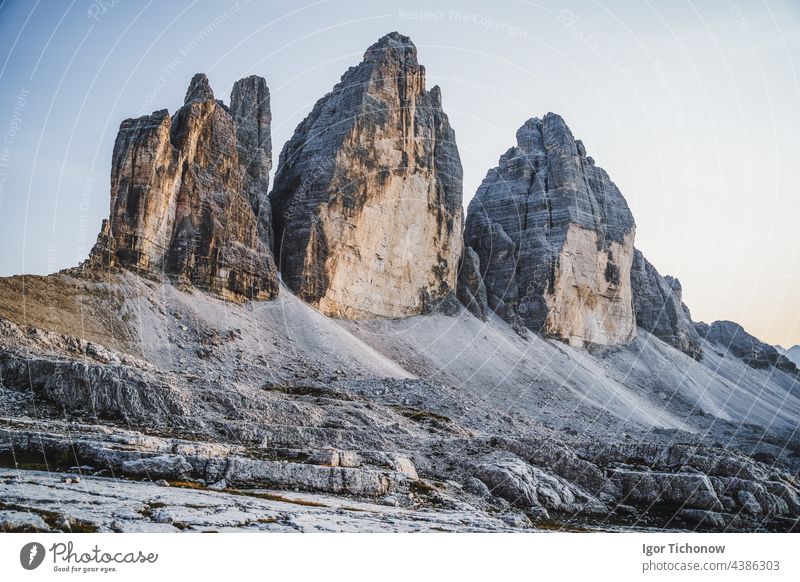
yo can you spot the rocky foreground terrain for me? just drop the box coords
[1,33,799,533]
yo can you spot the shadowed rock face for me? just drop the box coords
[231,75,273,248]
[776,345,800,368]
[465,114,636,346]
[270,32,463,319]
[696,320,797,372]
[88,73,278,301]
[456,247,488,319]
[630,249,703,359]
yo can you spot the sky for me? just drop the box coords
[0,0,798,346]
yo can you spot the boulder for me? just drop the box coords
[0,510,50,532]
[609,469,723,511]
[120,454,193,480]
[218,456,396,496]
[0,351,190,422]
[678,509,727,529]
[473,455,597,512]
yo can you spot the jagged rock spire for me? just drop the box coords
[88,74,278,301]
[270,33,463,318]
[465,113,637,346]
[231,75,273,246]
[184,73,215,103]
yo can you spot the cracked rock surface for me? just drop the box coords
[1,271,799,532]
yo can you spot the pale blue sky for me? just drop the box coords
[0,0,798,345]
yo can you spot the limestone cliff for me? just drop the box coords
[630,249,703,359]
[88,74,278,301]
[464,114,636,346]
[270,32,463,319]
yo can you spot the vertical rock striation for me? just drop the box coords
[464,114,636,346]
[230,75,273,247]
[88,74,278,301]
[269,32,463,319]
[630,249,702,359]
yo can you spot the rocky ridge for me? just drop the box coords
[1,270,799,532]
[776,345,800,368]
[697,320,798,373]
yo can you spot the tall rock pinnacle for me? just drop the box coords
[231,75,273,246]
[88,73,278,301]
[465,114,636,346]
[270,32,464,319]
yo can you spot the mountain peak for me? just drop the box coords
[467,113,636,346]
[364,32,417,64]
[372,31,414,47]
[184,73,215,104]
[270,32,461,319]
[88,72,277,300]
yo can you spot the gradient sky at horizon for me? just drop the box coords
[0,0,798,346]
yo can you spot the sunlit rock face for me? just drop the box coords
[270,32,463,319]
[88,74,278,301]
[465,114,637,347]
